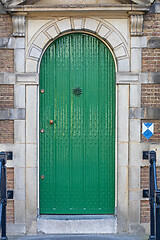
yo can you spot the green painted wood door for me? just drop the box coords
[39,33,115,215]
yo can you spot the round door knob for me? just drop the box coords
[50,120,54,124]
[41,175,45,180]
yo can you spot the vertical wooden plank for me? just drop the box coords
[39,33,115,214]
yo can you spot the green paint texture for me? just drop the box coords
[39,33,115,214]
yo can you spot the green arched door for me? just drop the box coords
[39,33,115,214]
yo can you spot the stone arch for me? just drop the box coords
[26,17,130,73]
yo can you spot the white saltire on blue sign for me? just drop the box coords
[142,123,154,139]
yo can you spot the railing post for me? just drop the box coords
[156,190,160,240]
[149,151,156,240]
[0,153,7,240]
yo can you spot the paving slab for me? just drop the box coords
[8,234,149,240]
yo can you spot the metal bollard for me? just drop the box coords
[0,152,7,240]
[148,151,160,240]
[149,151,156,240]
[156,190,160,240]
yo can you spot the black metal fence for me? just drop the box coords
[149,151,160,240]
[0,152,7,240]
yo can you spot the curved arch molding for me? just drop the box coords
[26,17,130,73]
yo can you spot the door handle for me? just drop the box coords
[49,120,54,124]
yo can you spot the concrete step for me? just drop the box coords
[37,216,117,234]
[8,234,148,240]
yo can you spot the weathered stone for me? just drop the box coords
[7,223,26,235]
[129,200,140,223]
[117,166,128,233]
[14,120,25,144]
[26,167,37,234]
[148,37,160,49]
[130,119,141,142]
[26,59,38,73]
[26,86,37,143]
[150,2,160,13]
[33,32,49,49]
[131,48,141,72]
[14,85,25,108]
[150,72,160,83]
[139,73,149,83]
[26,144,37,168]
[131,36,147,48]
[29,46,41,59]
[130,84,141,107]
[130,108,160,120]
[118,143,128,167]
[0,37,9,48]
[14,144,25,168]
[117,58,130,72]
[0,109,25,120]
[14,200,26,224]
[116,72,139,83]
[129,223,145,234]
[129,143,148,167]
[129,167,140,189]
[16,73,39,84]
[14,49,25,73]
[117,85,129,142]
[37,217,117,234]
[0,2,6,14]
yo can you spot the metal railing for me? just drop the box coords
[0,152,7,240]
[149,151,160,240]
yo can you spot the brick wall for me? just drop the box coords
[143,13,160,37]
[0,14,14,73]
[142,13,160,72]
[0,120,14,143]
[142,49,160,72]
[140,200,150,223]
[0,15,12,37]
[141,84,160,108]
[0,50,14,73]
[0,85,14,109]
[7,167,14,189]
[7,168,14,223]
[0,13,15,224]
[7,200,14,223]
[140,166,160,223]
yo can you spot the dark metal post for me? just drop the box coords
[156,190,160,240]
[0,153,7,240]
[149,151,156,240]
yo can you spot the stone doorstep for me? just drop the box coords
[37,216,117,234]
[7,234,148,240]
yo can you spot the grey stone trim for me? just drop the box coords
[0,108,25,120]
[0,2,6,13]
[148,37,160,49]
[0,73,16,84]
[140,72,160,83]
[0,37,25,49]
[16,73,39,84]
[139,73,149,83]
[150,2,160,13]
[7,223,26,235]
[116,72,139,83]
[130,108,160,120]
[12,16,25,37]
[150,72,160,83]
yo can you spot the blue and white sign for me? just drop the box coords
[142,123,154,139]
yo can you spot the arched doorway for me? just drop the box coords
[39,32,116,214]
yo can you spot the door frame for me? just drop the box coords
[37,30,118,216]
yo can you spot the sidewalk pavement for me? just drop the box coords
[8,234,149,240]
